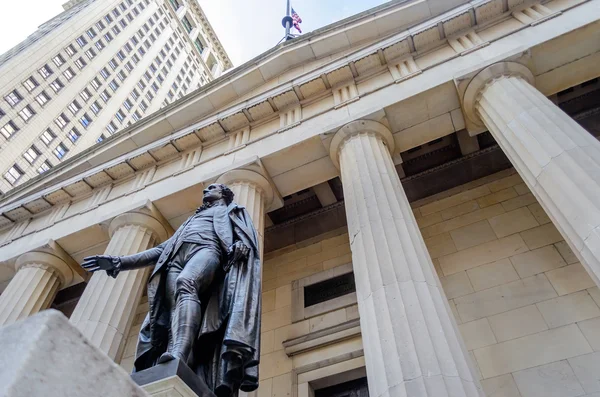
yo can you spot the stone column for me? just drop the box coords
[329,120,483,397]
[217,169,276,258]
[70,209,170,361]
[0,242,75,325]
[463,61,600,285]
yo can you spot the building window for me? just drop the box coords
[23,76,39,92]
[194,38,205,54]
[79,113,92,128]
[37,160,52,174]
[169,0,181,10]
[123,99,133,111]
[132,111,141,121]
[132,54,140,64]
[125,61,133,72]
[34,91,51,107]
[95,40,105,51]
[52,54,65,67]
[106,121,117,134]
[112,8,121,17]
[86,28,97,39]
[75,57,87,70]
[0,121,18,139]
[50,78,64,93]
[76,36,87,47]
[131,89,139,100]
[91,77,102,91]
[145,91,153,102]
[104,32,113,42]
[115,109,125,123]
[85,48,96,60]
[124,43,133,53]
[108,59,118,70]
[65,44,77,57]
[80,88,92,102]
[119,19,127,29]
[109,80,119,92]
[5,90,22,107]
[144,71,151,82]
[4,165,24,185]
[112,25,121,36]
[138,47,146,56]
[55,113,69,129]
[96,134,105,143]
[104,14,113,24]
[137,80,146,90]
[23,146,40,163]
[54,143,68,160]
[63,67,76,81]
[96,20,106,31]
[68,100,81,115]
[100,67,110,79]
[100,90,111,103]
[68,127,81,142]
[151,82,159,92]
[117,71,127,81]
[18,105,35,123]
[90,101,102,115]
[41,129,56,145]
[116,50,126,61]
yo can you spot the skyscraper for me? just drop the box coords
[0,0,231,194]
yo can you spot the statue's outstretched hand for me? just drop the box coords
[82,255,122,278]
[228,241,250,263]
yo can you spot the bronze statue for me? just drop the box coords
[81,184,261,397]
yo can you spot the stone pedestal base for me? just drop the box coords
[132,359,216,397]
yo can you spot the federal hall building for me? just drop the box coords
[2,0,600,396]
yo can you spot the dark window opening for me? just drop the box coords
[304,272,356,308]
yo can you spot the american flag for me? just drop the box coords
[291,8,302,33]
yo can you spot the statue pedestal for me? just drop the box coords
[132,359,216,397]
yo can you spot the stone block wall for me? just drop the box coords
[414,169,600,397]
[120,168,600,397]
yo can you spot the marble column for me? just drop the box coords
[463,62,600,285]
[217,169,275,258]
[70,209,170,361]
[329,120,483,397]
[0,242,75,325]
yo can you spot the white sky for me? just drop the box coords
[0,0,388,67]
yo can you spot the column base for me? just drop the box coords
[132,358,216,397]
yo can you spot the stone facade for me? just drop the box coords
[1,0,600,396]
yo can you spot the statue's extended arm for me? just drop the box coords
[81,240,167,278]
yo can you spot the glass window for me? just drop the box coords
[144,91,153,102]
[65,44,77,57]
[100,67,110,79]
[109,80,119,92]
[108,59,118,70]
[90,101,102,115]
[112,25,121,35]
[52,54,65,67]
[119,19,127,29]
[182,16,193,33]
[68,127,81,142]
[125,61,133,72]
[131,89,139,100]
[54,143,68,159]
[23,146,40,163]
[79,113,92,128]
[95,40,105,51]
[104,14,113,24]
[96,20,106,31]
[75,57,87,70]
[115,109,125,123]
[85,48,96,60]
[63,67,76,81]
[0,121,18,138]
[106,121,117,134]
[76,36,88,48]
[87,28,97,39]
[4,165,24,185]
[55,113,69,129]
[140,100,148,111]
[23,76,39,92]
[96,135,105,143]
[35,91,50,107]
[91,77,102,90]
[68,100,81,115]
[50,78,64,93]
[116,50,126,61]
[4,90,22,107]
[80,88,92,102]
[18,105,35,122]
[38,160,52,174]
[41,129,56,145]
[123,99,133,111]
[100,90,111,103]
[117,71,126,81]
[151,82,159,92]
[132,111,141,121]
[39,64,53,79]
[104,32,113,42]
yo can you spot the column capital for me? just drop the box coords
[15,240,75,286]
[329,120,394,168]
[462,61,535,127]
[217,168,276,210]
[108,209,170,242]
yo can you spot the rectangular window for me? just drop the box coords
[96,134,105,143]
[144,92,153,103]
[132,111,141,121]
[108,59,118,70]
[23,146,40,163]
[35,91,51,107]
[137,80,146,90]
[127,13,133,22]
[120,2,127,11]
[0,121,18,138]
[100,67,110,79]
[144,71,151,82]
[138,47,146,56]
[50,78,64,93]
[65,44,77,57]
[131,36,139,46]
[63,67,75,81]
[85,48,96,60]
[68,127,81,142]
[119,19,127,29]
[96,20,106,31]
[4,165,24,185]
[54,143,68,160]
[91,77,102,91]
[95,40,105,51]
[76,36,87,48]
[39,64,53,79]
[304,272,356,308]
[23,76,39,92]
[80,88,91,102]
[5,91,23,109]
[52,54,65,67]
[68,100,81,115]
[132,54,140,64]
[131,89,139,100]
[75,57,87,70]
[100,90,111,103]
[144,40,151,50]
[116,50,126,61]
[151,82,159,92]
[109,80,119,92]
[115,109,125,123]
[157,74,164,83]
[41,129,56,145]
[112,25,121,35]
[104,14,113,24]
[38,160,52,174]
[117,71,126,81]
[90,101,102,115]
[182,16,193,33]
[124,61,133,72]
[140,100,148,111]
[18,105,35,122]
[103,32,113,42]
[194,38,205,54]
[106,121,117,134]
[79,113,92,128]
[55,113,69,129]
[123,99,133,111]
[87,28,97,39]
[112,8,121,17]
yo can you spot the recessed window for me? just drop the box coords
[4,165,24,185]
[86,28,97,39]
[54,142,68,159]
[109,80,119,92]
[115,109,125,123]
[63,67,76,81]
[151,82,159,92]
[5,90,22,107]
[95,40,105,51]
[106,121,117,134]
[90,101,102,115]
[68,100,81,115]
[65,44,77,57]
[18,105,35,123]
[75,57,87,70]
[116,50,126,61]
[52,54,65,67]
[68,127,81,142]
[124,43,133,53]
[112,25,121,36]
[49,78,64,93]
[37,160,52,174]
[91,77,102,91]
[23,76,39,92]
[76,36,87,47]
[23,146,40,163]
[1,121,18,139]
[55,113,69,129]
[104,32,113,42]
[131,89,139,100]
[34,91,50,107]
[80,88,91,102]
[100,90,111,103]
[112,8,121,17]
[85,48,96,60]
[100,67,110,79]
[96,20,106,31]
[104,14,113,24]
[123,99,133,111]
[41,129,56,146]
[125,61,133,72]
[145,92,153,103]
[108,59,118,70]
[117,71,127,82]
[119,19,127,29]
[132,110,141,121]
[79,113,92,128]
[96,134,106,143]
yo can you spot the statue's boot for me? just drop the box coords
[158,297,202,364]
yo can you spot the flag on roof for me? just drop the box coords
[291,8,302,33]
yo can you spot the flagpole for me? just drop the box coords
[281,0,293,41]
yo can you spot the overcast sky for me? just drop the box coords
[0,0,389,67]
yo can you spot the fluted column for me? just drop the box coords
[70,209,170,361]
[330,121,482,397]
[217,169,275,258]
[463,62,600,285]
[0,243,74,325]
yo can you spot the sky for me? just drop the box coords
[0,0,390,67]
